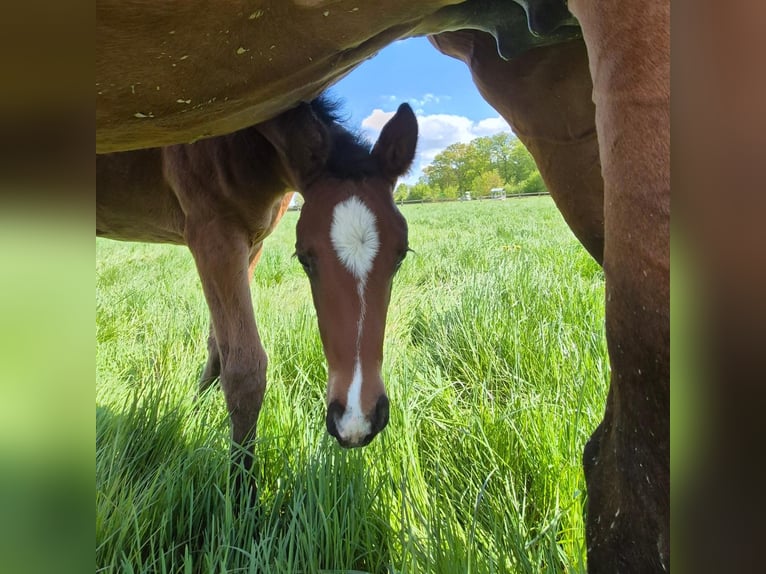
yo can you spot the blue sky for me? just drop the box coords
[329,36,513,185]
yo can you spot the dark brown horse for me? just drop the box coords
[97,1,669,570]
[97,98,418,468]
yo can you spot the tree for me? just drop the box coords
[407,182,431,201]
[505,139,538,186]
[422,133,542,197]
[394,182,410,202]
[441,184,460,200]
[513,171,546,195]
[423,142,469,191]
[471,170,504,197]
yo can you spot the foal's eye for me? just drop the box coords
[294,252,314,276]
[394,249,408,272]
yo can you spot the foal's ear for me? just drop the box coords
[257,103,330,189]
[372,103,418,181]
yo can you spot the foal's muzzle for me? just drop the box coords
[326,395,389,448]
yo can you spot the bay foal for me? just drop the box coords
[97,99,418,471]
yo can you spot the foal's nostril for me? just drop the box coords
[326,400,344,441]
[371,394,390,434]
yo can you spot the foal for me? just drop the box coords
[97,98,418,470]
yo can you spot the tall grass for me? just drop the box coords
[96,197,607,573]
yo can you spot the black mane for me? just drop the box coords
[310,95,380,179]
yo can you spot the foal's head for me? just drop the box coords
[259,99,417,448]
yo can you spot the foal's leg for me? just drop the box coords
[429,33,604,264]
[186,219,267,474]
[196,193,293,392]
[567,1,670,571]
[199,322,221,393]
[198,244,264,393]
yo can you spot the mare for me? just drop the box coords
[97,98,419,472]
[97,1,669,570]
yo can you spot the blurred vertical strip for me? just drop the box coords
[0,2,91,574]
[675,0,766,571]
[0,0,92,206]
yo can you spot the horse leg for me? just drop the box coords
[196,194,292,393]
[429,32,604,264]
[566,1,670,571]
[185,218,268,476]
[431,26,669,569]
[198,322,221,393]
[198,243,265,394]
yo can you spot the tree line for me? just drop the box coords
[395,133,546,202]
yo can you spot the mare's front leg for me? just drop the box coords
[186,219,267,475]
[567,1,670,571]
[199,244,265,394]
[431,27,669,570]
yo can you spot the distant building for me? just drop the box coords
[490,187,506,200]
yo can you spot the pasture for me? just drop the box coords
[96,196,608,573]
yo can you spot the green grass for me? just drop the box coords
[96,197,608,573]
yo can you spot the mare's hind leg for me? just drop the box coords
[198,244,265,394]
[429,33,604,264]
[186,218,268,475]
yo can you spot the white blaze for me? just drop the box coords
[334,359,372,443]
[329,196,380,443]
[330,196,380,289]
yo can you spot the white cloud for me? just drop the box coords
[473,117,512,136]
[361,109,513,185]
[361,109,396,132]
[408,93,441,109]
[380,92,453,114]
